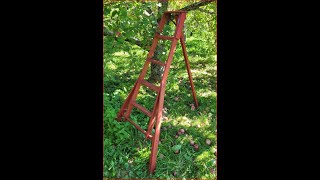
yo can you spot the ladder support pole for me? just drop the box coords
[148,84,166,174]
[148,108,163,174]
[116,81,138,121]
[180,34,199,108]
[149,14,186,172]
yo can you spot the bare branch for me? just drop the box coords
[104,27,148,50]
[179,0,216,12]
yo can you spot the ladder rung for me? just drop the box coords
[124,117,153,138]
[156,34,174,41]
[147,58,166,66]
[140,79,160,92]
[132,101,152,117]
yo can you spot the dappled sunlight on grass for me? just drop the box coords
[137,147,151,159]
[174,116,192,127]
[195,151,210,162]
[199,91,216,98]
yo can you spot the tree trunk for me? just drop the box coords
[148,0,168,83]
[148,44,166,83]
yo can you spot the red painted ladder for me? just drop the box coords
[116,10,199,174]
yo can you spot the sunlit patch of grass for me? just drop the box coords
[137,147,151,159]
[199,91,214,97]
[195,151,210,162]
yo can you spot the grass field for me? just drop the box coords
[104,35,217,179]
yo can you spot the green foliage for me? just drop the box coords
[104,91,131,144]
[104,1,159,49]
[104,1,216,53]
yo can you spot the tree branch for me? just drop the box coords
[179,0,216,11]
[197,8,215,14]
[104,27,148,50]
[103,0,216,50]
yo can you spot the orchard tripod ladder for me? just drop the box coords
[116,11,199,174]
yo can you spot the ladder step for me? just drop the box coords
[132,101,152,117]
[124,117,153,138]
[156,34,174,41]
[147,58,166,66]
[139,79,160,92]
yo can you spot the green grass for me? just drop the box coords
[104,35,216,179]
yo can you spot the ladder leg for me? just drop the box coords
[148,37,181,173]
[116,81,138,121]
[148,115,162,174]
[146,36,180,138]
[180,34,199,108]
[147,14,185,139]
[148,12,187,149]
[148,88,165,174]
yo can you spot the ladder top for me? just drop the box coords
[164,11,187,14]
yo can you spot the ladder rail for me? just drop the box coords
[145,14,186,140]
[147,13,170,59]
[149,14,186,173]
[180,33,199,108]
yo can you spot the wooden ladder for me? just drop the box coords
[116,10,199,174]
